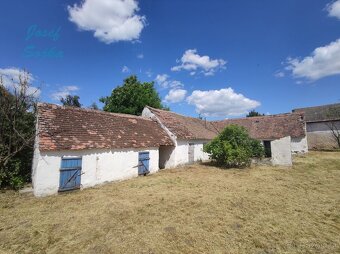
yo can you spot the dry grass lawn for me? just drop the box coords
[0,151,340,254]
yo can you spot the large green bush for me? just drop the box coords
[204,125,264,168]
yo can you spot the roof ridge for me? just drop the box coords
[146,105,208,122]
[293,103,340,111]
[38,103,153,121]
[211,112,303,123]
[147,106,303,123]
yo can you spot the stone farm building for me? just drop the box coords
[211,112,308,166]
[32,103,308,197]
[293,103,340,150]
[32,103,173,196]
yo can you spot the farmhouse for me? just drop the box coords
[32,103,173,197]
[212,113,308,153]
[143,107,307,168]
[211,113,308,166]
[293,103,340,150]
[32,103,308,197]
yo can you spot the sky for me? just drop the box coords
[1,0,340,119]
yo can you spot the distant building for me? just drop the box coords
[144,107,307,168]
[211,113,308,166]
[293,103,340,150]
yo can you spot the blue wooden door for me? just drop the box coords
[138,152,150,175]
[59,157,82,191]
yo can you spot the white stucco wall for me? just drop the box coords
[291,136,308,154]
[158,140,210,169]
[271,136,292,166]
[32,147,159,197]
[193,141,210,161]
[167,140,210,168]
[142,108,211,168]
[159,146,177,169]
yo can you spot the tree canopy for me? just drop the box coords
[100,75,167,115]
[88,102,99,110]
[60,95,81,107]
[246,110,264,117]
[0,71,38,189]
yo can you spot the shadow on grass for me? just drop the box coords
[199,161,249,170]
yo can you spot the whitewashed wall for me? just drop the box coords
[159,146,176,169]
[32,147,159,197]
[291,136,308,154]
[271,136,292,166]
[160,140,210,169]
[192,140,210,161]
[142,108,211,168]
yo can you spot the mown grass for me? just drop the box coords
[0,151,339,253]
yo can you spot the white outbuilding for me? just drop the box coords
[212,113,308,166]
[143,107,308,168]
[32,104,309,197]
[142,106,217,169]
[32,103,174,197]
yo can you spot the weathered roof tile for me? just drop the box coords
[211,113,306,140]
[37,103,174,151]
[293,103,340,123]
[146,106,218,140]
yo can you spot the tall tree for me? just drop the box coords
[0,71,38,188]
[246,110,264,117]
[100,75,167,115]
[60,95,81,107]
[88,102,99,110]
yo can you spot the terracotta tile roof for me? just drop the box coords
[37,103,174,151]
[293,103,340,123]
[211,113,306,140]
[146,107,219,140]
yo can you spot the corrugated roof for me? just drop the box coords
[37,103,174,151]
[146,106,219,140]
[293,103,340,123]
[211,113,306,140]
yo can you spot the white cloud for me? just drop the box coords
[164,89,187,103]
[155,74,169,84]
[286,39,340,80]
[0,67,40,97]
[274,71,285,78]
[145,69,152,77]
[171,49,226,76]
[186,87,260,117]
[327,0,340,19]
[137,53,144,59]
[122,65,130,73]
[51,86,79,100]
[155,74,183,89]
[68,0,146,44]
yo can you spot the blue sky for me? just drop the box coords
[1,0,340,119]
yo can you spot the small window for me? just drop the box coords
[263,141,272,158]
